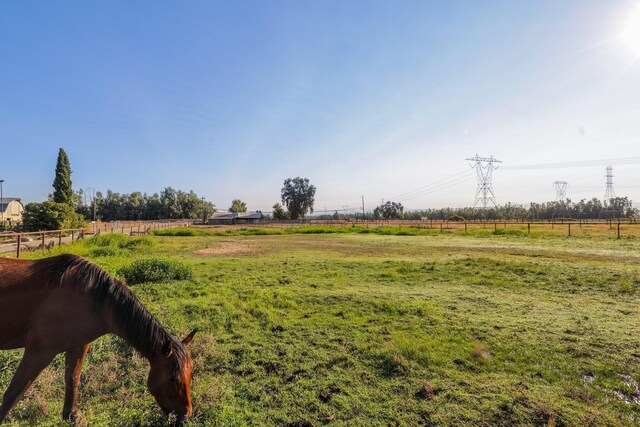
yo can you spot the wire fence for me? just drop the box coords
[203,218,640,239]
[3,218,637,258]
[0,220,192,258]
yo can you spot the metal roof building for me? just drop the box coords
[208,212,262,225]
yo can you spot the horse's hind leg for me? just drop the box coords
[0,348,56,423]
[62,344,90,422]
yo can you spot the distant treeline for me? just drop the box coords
[317,197,637,221]
[76,187,216,221]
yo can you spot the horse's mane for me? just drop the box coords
[33,254,188,367]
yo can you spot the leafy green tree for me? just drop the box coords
[22,201,85,231]
[52,148,74,206]
[176,190,202,219]
[91,188,214,221]
[160,187,181,219]
[281,177,316,220]
[272,203,288,220]
[229,199,247,213]
[606,196,637,218]
[125,192,146,220]
[145,192,163,220]
[374,201,404,219]
[97,190,125,221]
[74,189,93,220]
[201,200,217,221]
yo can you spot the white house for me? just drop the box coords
[0,198,25,227]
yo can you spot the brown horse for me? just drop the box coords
[0,253,197,424]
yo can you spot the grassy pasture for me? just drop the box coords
[1,230,639,426]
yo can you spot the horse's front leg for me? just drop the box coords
[63,344,90,422]
[0,348,57,424]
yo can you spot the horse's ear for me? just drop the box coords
[162,340,173,358]
[182,329,198,347]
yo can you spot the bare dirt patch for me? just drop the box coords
[194,241,257,256]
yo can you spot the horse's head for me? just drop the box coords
[148,329,197,423]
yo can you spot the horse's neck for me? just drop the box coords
[103,290,166,361]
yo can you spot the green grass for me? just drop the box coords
[1,233,639,426]
[154,224,627,239]
[119,257,193,285]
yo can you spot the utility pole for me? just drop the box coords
[201,197,206,224]
[0,179,4,227]
[85,187,96,222]
[466,154,502,208]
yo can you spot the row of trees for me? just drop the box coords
[21,149,217,231]
[21,149,321,231]
[19,148,636,232]
[77,188,216,222]
[316,197,637,221]
[21,149,320,231]
[407,197,637,221]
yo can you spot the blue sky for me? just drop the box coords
[1,1,640,212]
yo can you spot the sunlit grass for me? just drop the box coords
[2,232,639,425]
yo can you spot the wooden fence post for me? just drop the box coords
[59,232,62,246]
[568,223,571,237]
[41,232,45,248]
[618,222,621,239]
[16,237,21,258]
[527,223,531,234]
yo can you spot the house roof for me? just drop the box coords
[209,212,238,220]
[0,198,22,213]
[238,212,262,219]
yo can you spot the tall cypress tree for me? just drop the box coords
[52,148,74,205]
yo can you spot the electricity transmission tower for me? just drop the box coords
[604,166,616,200]
[554,181,568,201]
[466,154,502,208]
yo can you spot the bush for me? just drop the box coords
[153,228,202,236]
[88,247,123,257]
[119,258,193,285]
[448,215,465,222]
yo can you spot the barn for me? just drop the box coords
[208,212,262,225]
[0,198,25,227]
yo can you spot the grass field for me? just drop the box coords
[1,229,639,426]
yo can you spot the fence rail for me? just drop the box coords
[0,220,192,258]
[3,218,636,258]
[201,218,638,239]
